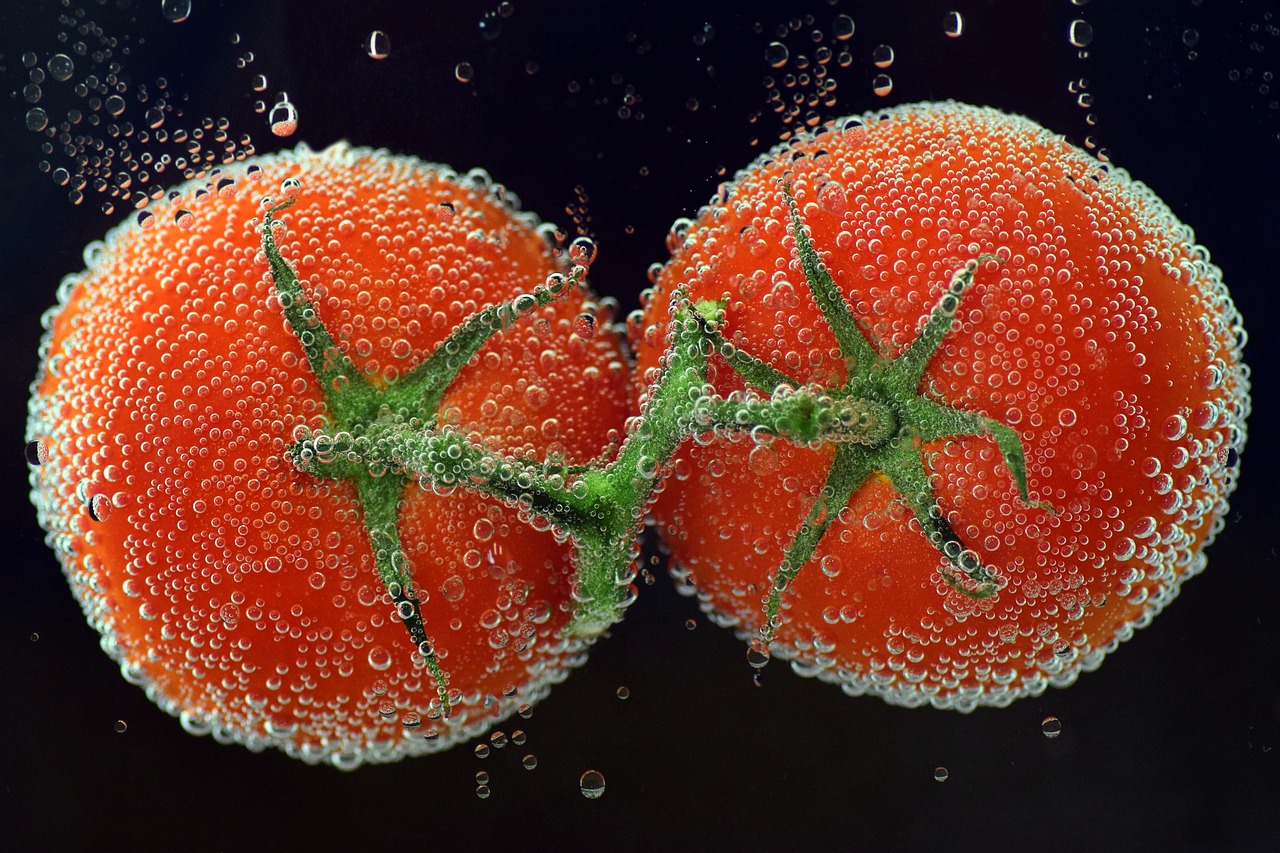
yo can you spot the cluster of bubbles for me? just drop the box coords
[15,2,272,216]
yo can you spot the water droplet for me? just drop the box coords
[872,44,895,68]
[933,766,949,782]
[943,11,964,37]
[114,719,128,733]
[615,686,630,700]
[367,30,390,60]
[1041,716,1063,739]
[29,633,39,643]
[765,42,789,68]
[872,73,893,97]
[455,62,475,83]
[833,14,855,41]
[175,209,194,229]
[474,743,490,759]
[579,769,606,799]
[475,784,491,799]
[1182,28,1200,48]
[522,754,538,770]
[161,0,192,23]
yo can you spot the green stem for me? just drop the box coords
[262,186,1048,686]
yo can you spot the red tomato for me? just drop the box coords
[636,102,1249,710]
[27,143,631,765]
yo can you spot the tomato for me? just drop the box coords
[27,143,632,765]
[635,102,1249,710]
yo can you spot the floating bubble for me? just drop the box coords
[269,95,298,137]
[579,769,606,799]
[25,440,49,466]
[161,0,191,24]
[1041,716,1063,739]
[455,62,475,83]
[765,42,789,68]
[47,54,74,82]
[1068,19,1094,48]
[24,108,48,132]
[367,30,390,60]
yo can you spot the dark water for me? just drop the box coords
[2,1,1278,850]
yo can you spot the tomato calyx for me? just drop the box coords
[742,188,1056,653]
[260,184,1048,682]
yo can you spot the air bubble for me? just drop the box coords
[872,44,894,68]
[573,313,596,339]
[367,645,392,671]
[616,686,630,700]
[367,30,390,60]
[161,0,192,23]
[174,209,194,229]
[933,766,949,782]
[1041,716,1063,739]
[579,769,606,799]
[943,11,964,38]
[522,754,538,770]
[746,638,771,669]
[455,62,475,83]
[833,14,855,40]
[765,42,789,69]
[25,440,49,466]
[114,720,128,733]
[25,108,49,133]
[48,54,75,82]
[1068,19,1094,48]
[872,74,893,97]
[269,95,298,137]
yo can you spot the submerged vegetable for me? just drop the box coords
[636,101,1250,710]
[26,143,632,766]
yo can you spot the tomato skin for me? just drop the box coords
[638,103,1249,710]
[27,143,631,765]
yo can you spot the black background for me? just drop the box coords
[3,1,1278,851]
